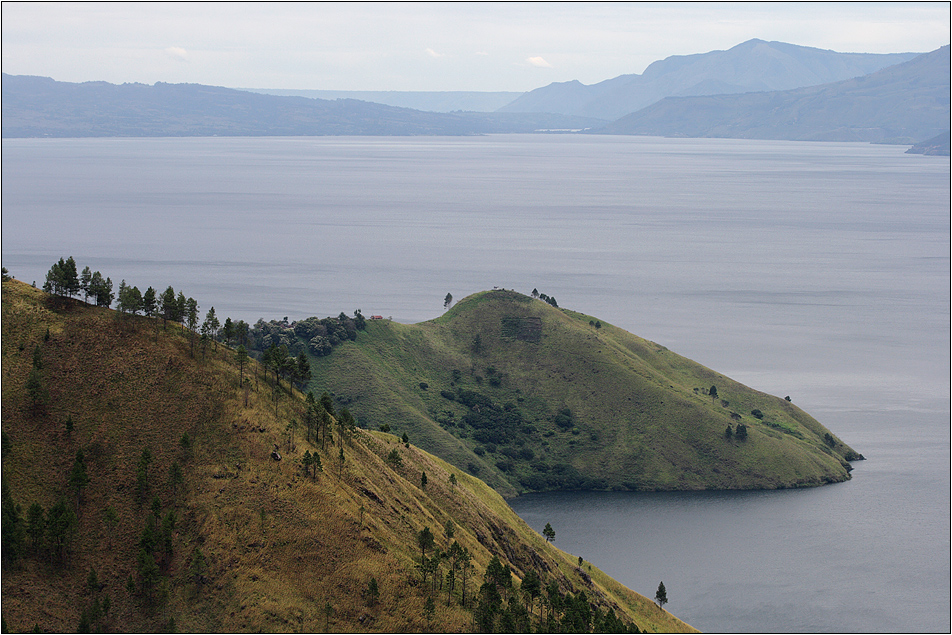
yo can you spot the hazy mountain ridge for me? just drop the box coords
[241,89,525,113]
[600,45,950,145]
[3,39,941,143]
[498,39,921,120]
[0,74,604,138]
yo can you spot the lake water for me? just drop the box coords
[2,135,949,632]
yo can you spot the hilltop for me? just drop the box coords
[0,278,694,633]
[294,290,861,499]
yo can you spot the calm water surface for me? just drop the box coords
[2,135,949,632]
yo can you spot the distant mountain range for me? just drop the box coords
[600,45,950,144]
[2,39,948,149]
[0,75,602,137]
[240,89,524,113]
[499,39,921,120]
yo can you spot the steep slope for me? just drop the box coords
[499,39,920,120]
[0,279,694,633]
[306,290,861,498]
[602,46,950,143]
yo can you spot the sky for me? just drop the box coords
[2,2,949,92]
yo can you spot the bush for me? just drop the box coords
[554,413,573,429]
[385,449,403,467]
[751,409,764,420]
[308,336,333,357]
[419,382,428,390]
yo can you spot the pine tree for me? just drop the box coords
[26,367,48,412]
[80,266,93,303]
[418,526,435,560]
[200,307,220,356]
[68,449,90,506]
[655,581,668,609]
[295,351,311,390]
[62,257,79,298]
[189,547,207,584]
[423,595,435,623]
[27,502,45,554]
[160,286,177,327]
[142,286,157,317]
[168,461,184,497]
[364,576,380,607]
[1,481,25,566]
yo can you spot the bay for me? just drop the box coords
[2,135,948,632]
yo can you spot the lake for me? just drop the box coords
[2,135,949,632]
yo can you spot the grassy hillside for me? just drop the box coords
[307,290,860,498]
[1,279,694,633]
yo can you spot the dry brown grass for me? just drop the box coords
[1,279,696,633]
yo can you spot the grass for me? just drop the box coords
[303,289,861,497]
[1,279,696,633]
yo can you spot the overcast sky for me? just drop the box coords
[2,2,949,92]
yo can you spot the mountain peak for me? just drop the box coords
[499,40,920,120]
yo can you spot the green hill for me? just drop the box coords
[304,290,861,498]
[1,279,694,633]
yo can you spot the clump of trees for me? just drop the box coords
[246,311,366,361]
[530,288,560,307]
[468,553,641,633]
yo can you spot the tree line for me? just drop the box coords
[399,525,644,633]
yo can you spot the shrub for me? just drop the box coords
[308,336,333,357]
[751,409,764,420]
[385,449,403,468]
[554,413,573,429]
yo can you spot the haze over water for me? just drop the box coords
[2,135,949,632]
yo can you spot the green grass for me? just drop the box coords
[305,289,860,497]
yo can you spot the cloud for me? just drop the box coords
[526,56,552,68]
[424,47,443,58]
[164,46,189,62]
